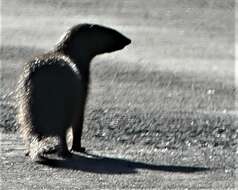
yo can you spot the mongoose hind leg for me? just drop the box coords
[58,133,72,158]
[72,93,87,153]
[72,118,86,153]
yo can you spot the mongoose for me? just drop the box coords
[17,23,131,158]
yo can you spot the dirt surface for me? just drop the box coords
[1,0,237,189]
[1,133,237,189]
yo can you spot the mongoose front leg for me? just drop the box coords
[72,83,89,153]
[72,112,86,153]
[72,92,87,153]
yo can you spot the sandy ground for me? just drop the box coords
[1,133,237,189]
[1,0,237,189]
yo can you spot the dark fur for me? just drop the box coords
[17,24,131,158]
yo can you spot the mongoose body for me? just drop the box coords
[17,24,131,158]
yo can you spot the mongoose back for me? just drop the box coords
[17,23,131,158]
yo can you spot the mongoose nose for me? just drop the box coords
[125,38,131,45]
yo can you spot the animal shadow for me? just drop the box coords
[37,152,210,174]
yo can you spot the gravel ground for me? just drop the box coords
[0,92,237,189]
[1,133,237,189]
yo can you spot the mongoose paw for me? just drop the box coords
[71,146,86,153]
[42,146,59,155]
[58,149,73,158]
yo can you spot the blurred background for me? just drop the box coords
[1,0,235,108]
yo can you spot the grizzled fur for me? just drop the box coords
[17,24,131,159]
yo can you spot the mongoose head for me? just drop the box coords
[55,23,131,61]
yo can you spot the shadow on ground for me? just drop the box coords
[37,152,209,174]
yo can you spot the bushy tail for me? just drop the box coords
[28,137,46,160]
[16,76,46,160]
[28,136,60,160]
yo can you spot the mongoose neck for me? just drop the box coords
[73,56,94,83]
[55,48,93,82]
